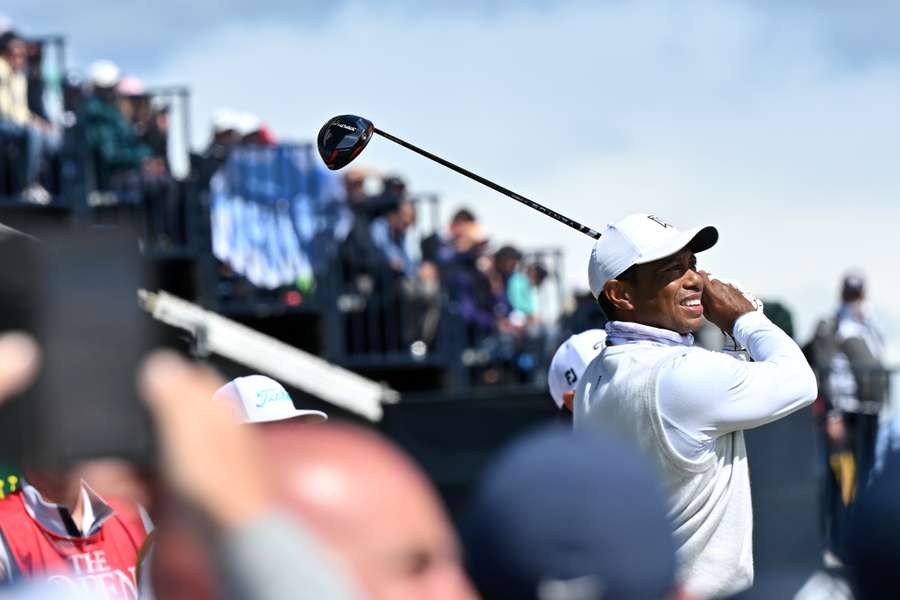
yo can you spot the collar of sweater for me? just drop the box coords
[605,320,694,347]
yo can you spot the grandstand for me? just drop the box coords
[0,29,579,507]
[0,33,569,395]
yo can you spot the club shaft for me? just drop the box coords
[373,128,601,240]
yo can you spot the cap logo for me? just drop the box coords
[564,368,578,386]
[647,215,672,229]
[255,388,291,407]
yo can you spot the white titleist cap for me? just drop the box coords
[547,329,607,410]
[588,214,718,299]
[214,375,328,424]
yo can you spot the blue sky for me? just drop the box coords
[10,1,900,359]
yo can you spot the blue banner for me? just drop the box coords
[210,144,348,289]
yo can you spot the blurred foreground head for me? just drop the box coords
[462,426,677,600]
[846,456,900,599]
[261,423,477,600]
[153,422,476,600]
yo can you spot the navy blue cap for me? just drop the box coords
[462,425,676,600]
[847,454,900,599]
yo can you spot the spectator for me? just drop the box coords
[142,374,328,600]
[148,378,475,600]
[141,101,170,172]
[507,262,549,322]
[807,272,890,555]
[340,221,378,288]
[116,79,170,173]
[83,61,184,245]
[235,111,276,146]
[260,423,478,600]
[421,207,477,265]
[489,245,523,331]
[844,452,900,599]
[193,107,240,186]
[344,168,368,205]
[81,59,154,190]
[547,329,606,414]
[213,374,328,425]
[116,76,144,98]
[368,174,408,219]
[338,170,386,287]
[370,199,440,347]
[0,463,152,591]
[444,221,496,343]
[826,273,888,483]
[370,198,419,281]
[0,30,60,204]
[115,75,146,124]
[24,40,48,122]
[382,174,406,201]
[462,425,679,600]
[139,354,363,600]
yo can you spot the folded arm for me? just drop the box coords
[660,311,818,442]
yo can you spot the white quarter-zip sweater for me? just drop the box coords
[574,311,817,599]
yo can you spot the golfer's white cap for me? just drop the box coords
[214,375,328,424]
[88,60,121,88]
[547,329,607,410]
[588,214,718,299]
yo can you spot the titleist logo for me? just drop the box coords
[333,123,356,132]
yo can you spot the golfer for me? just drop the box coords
[574,213,817,599]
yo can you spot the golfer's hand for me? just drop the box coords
[700,272,754,334]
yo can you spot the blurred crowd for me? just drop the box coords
[1,16,564,386]
[0,25,60,204]
[0,18,281,247]
[335,168,552,383]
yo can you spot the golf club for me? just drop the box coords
[317,115,602,240]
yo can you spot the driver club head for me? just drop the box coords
[317,115,375,170]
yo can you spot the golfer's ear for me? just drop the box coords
[604,279,634,312]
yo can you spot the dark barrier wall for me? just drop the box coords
[376,392,821,600]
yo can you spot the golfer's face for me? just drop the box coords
[629,248,705,334]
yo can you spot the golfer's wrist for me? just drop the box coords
[731,310,770,346]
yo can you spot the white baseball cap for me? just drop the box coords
[214,375,328,424]
[88,60,122,89]
[234,112,262,136]
[547,329,607,410]
[588,213,718,299]
[211,107,240,133]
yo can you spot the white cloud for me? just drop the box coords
[126,1,900,361]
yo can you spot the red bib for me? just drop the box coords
[0,490,147,599]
